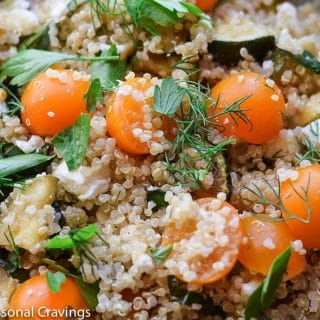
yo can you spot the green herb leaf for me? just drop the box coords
[46,271,67,293]
[67,0,87,12]
[147,189,168,212]
[291,50,320,74]
[168,275,226,316]
[151,245,172,264]
[19,26,50,51]
[0,153,54,178]
[85,45,125,112]
[245,245,292,320]
[76,279,99,310]
[0,49,119,86]
[45,224,98,250]
[154,77,185,117]
[52,114,90,171]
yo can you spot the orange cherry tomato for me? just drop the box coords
[238,216,306,279]
[280,164,320,249]
[9,273,89,320]
[162,197,242,284]
[106,77,176,154]
[21,69,89,137]
[209,72,286,144]
[192,0,218,11]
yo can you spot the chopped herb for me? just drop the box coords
[168,275,226,316]
[46,271,67,293]
[154,77,185,117]
[76,279,99,310]
[151,245,172,264]
[1,49,119,86]
[18,26,50,51]
[85,45,125,112]
[245,245,292,320]
[45,224,98,250]
[52,114,90,171]
[147,189,168,211]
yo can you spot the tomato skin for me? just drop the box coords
[192,0,218,11]
[106,77,176,154]
[281,164,320,249]
[21,69,89,137]
[210,72,286,144]
[238,216,306,279]
[162,198,242,284]
[9,274,88,320]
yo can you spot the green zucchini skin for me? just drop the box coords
[208,36,275,65]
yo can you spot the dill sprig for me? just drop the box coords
[88,0,127,17]
[0,82,22,116]
[242,175,312,223]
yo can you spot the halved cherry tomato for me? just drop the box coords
[162,197,242,284]
[9,273,88,320]
[21,69,89,137]
[239,216,306,279]
[106,77,176,154]
[280,164,320,249]
[209,72,286,144]
[192,0,218,11]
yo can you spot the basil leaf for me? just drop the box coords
[260,245,292,309]
[244,245,292,320]
[151,245,172,264]
[19,26,50,51]
[0,153,54,178]
[76,279,99,310]
[52,114,90,171]
[45,224,98,250]
[168,276,226,316]
[291,50,320,74]
[147,189,168,212]
[46,271,67,293]
[85,45,125,112]
[154,77,185,117]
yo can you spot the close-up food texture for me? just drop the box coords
[0,0,320,319]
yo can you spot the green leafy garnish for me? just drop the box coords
[245,245,292,320]
[168,275,226,316]
[18,26,50,51]
[0,49,119,86]
[0,153,54,178]
[46,271,67,293]
[147,189,168,212]
[0,82,23,116]
[151,245,172,264]
[291,50,320,74]
[154,77,185,117]
[76,279,100,310]
[45,224,98,250]
[85,45,125,112]
[52,114,90,171]
[67,0,87,12]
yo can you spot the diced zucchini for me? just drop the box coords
[0,175,58,252]
[147,189,168,212]
[208,20,275,65]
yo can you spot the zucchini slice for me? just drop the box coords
[294,92,320,127]
[208,21,275,65]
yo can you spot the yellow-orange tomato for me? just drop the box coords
[239,216,306,279]
[21,69,89,137]
[191,0,218,11]
[106,77,176,154]
[9,274,88,320]
[209,72,286,144]
[280,164,320,249]
[162,198,242,284]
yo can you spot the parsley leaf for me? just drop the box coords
[154,77,185,117]
[151,245,172,264]
[245,245,292,320]
[18,26,50,51]
[45,224,98,250]
[52,114,90,171]
[46,271,67,293]
[0,49,119,86]
[76,279,100,310]
[85,45,125,112]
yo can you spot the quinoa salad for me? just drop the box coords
[0,0,320,319]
